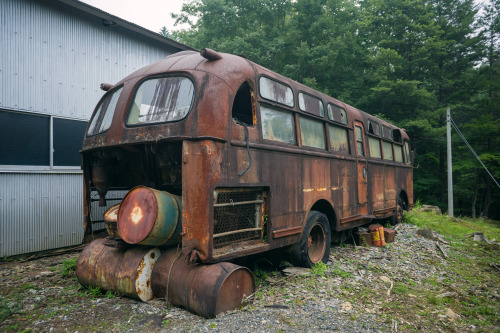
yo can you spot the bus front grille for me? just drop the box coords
[213,188,265,249]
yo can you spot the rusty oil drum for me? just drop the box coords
[117,186,182,246]
[151,249,255,318]
[76,239,160,301]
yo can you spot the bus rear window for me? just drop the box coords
[87,86,123,136]
[127,76,194,125]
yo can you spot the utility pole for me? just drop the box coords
[447,107,454,217]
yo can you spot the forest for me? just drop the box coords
[163,0,500,219]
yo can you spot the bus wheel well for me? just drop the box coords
[399,191,409,211]
[310,200,337,232]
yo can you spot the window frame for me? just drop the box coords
[259,104,297,145]
[328,123,350,155]
[298,92,325,118]
[0,110,86,171]
[125,75,196,127]
[327,103,348,125]
[258,76,295,108]
[86,85,124,137]
[299,115,326,150]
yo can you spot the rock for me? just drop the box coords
[379,276,392,284]
[416,205,442,214]
[436,292,455,298]
[282,267,310,276]
[446,308,458,321]
[416,228,439,241]
[340,302,352,312]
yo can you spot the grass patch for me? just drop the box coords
[60,258,77,277]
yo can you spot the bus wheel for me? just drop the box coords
[390,199,404,226]
[290,211,331,268]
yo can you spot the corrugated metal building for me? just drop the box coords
[0,0,193,256]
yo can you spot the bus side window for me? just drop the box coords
[404,141,411,164]
[232,81,255,126]
[368,136,382,158]
[395,144,404,162]
[260,105,296,144]
[382,140,394,161]
[355,125,364,156]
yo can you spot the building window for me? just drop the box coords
[53,118,87,166]
[300,116,325,149]
[260,105,296,144]
[0,110,87,168]
[259,77,294,107]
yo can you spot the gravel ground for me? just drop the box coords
[0,223,471,332]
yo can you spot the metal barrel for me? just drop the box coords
[117,186,182,246]
[151,249,255,318]
[76,239,160,302]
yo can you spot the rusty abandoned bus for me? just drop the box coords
[76,48,413,317]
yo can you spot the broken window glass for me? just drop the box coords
[327,104,348,125]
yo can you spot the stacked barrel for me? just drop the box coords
[76,186,255,318]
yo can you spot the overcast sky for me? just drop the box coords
[81,0,192,34]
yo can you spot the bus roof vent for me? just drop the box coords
[200,48,222,61]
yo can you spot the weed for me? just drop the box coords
[331,267,352,278]
[19,283,36,291]
[209,322,216,329]
[162,319,170,327]
[311,262,328,276]
[105,290,117,299]
[392,283,409,294]
[88,285,102,297]
[60,258,77,277]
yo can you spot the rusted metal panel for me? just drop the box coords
[151,248,255,318]
[181,140,223,263]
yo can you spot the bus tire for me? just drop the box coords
[290,211,331,268]
[390,198,404,226]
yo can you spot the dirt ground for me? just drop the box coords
[0,222,498,332]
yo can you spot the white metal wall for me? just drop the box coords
[0,0,172,120]
[0,172,84,257]
[0,0,185,256]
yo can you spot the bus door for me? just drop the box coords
[354,122,368,215]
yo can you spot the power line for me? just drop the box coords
[450,116,500,190]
